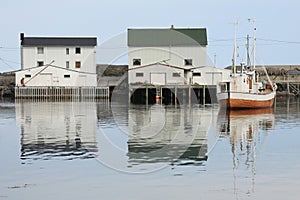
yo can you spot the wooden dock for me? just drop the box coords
[15,86,109,99]
[273,80,300,96]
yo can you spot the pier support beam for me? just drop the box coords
[203,85,206,105]
[175,87,177,106]
[146,86,148,105]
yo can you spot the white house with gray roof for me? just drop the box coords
[127,27,209,85]
[16,33,97,87]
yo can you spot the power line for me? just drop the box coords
[0,57,21,65]
[257,38,300,44]
[209,37,245,42]
[0,46,20,50]
[0,57,19,70]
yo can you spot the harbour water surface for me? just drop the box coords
[0,97,299,199]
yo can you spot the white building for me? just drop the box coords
[16,33,97,87]
[128,27,209,85]
[191,66,231,86]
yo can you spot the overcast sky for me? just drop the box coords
[0,0,299,72]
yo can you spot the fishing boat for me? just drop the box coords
[217,21,277,109]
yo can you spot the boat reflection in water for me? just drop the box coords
[15,100,98,161]
[218,108,275,196]
[127,105,218,168]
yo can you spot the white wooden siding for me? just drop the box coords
[16,66,96,87]
[21,46,96,73]
[18,46,97,87]
[129,64,185,85]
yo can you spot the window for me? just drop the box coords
[184,59,193,66]
[193,72,201,76]
[37,61,44,66]
[66,48,70,55]
[173,72,181,77]
[75,47,81,54]
[75,61,81,68]
[37,47,44,54]
[66,61,70,69]
[25,74,31,78]
[136,72,144,77]
[64,74,71,78]
[133,59,141,66]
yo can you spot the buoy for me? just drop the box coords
[20,78,25,87]
[156,95,160,103]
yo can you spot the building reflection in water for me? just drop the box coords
[15,100,98,161]
[217,108,275,197]
[127,105,218,166]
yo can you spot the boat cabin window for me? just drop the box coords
[220,84,227,92]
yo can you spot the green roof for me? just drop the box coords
[128,28,207,47]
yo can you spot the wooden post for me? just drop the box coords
[160,86,162,105]
[146,86,148,105]
[188,85,191,106]
[175,86,177,106]
[170,88,173,105]
[287,82,290,95]
[128,86,131,104]
[203,85,206,105]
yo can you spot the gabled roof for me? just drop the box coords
[128,28,207,47]
[20,33,97,47]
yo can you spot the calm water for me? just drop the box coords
[0,97,299,200]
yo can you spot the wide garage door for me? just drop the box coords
[150,73,166,85]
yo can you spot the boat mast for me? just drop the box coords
[246,34,251,67]
[249,19,256,70]
[232,21,238,77]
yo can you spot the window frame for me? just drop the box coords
[75,47,81,54]
[66,61,70,69]
[184,59,193,66]
[64,74,71,78]
[66,48,70,55]
[136,72,144,77]
[37,61,44,66]
[37,47,44,54]
[133,58,141,66]
[172,72,181,77]
[192,72,201,77]
[75,61,81,68]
